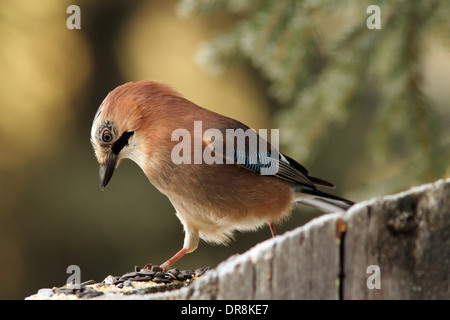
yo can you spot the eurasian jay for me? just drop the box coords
[90,80,354,270]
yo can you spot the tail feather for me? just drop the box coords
[294,188,354,213]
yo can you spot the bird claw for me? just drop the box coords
[142,263,166,272]
[142,263,152,271]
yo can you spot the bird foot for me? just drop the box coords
[142,248,187,272]
[159,262,172,272]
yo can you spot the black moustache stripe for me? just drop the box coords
[112,131,134,155]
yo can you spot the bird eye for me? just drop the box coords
[101,129,113,143]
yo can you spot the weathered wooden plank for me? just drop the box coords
[272,213,342,299]
[343,179,450,299]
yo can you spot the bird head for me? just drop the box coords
[90,82,148,190]
[90,80,185,190]
[91,114,136,190]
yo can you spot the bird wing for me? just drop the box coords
[202,129,334,190]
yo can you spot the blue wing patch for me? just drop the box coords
[232,150,278,175]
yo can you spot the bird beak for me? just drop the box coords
[99,152,117,190]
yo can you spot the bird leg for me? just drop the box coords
[159,247,188,271]
[269,222,277,237]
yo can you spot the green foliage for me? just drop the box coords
[178,0,450,192]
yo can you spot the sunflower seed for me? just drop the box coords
[168,268,179,275]
[120,272,138,280]
[180,272,192,279]
[139,270,155,276]
[195,267,210,277]
[123,280,133,287]
[153,277,172,284]
[166,273,177,280]
[132,275,153,282]
[176,275,186,281]
[103,275,118,285]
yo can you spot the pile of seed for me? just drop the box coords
[39,265,210,299]
[104,265,210,288]
[51,281,103,299]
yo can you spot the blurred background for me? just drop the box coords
[0,0,449,299]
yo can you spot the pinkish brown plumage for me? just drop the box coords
[91,80,354,270]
